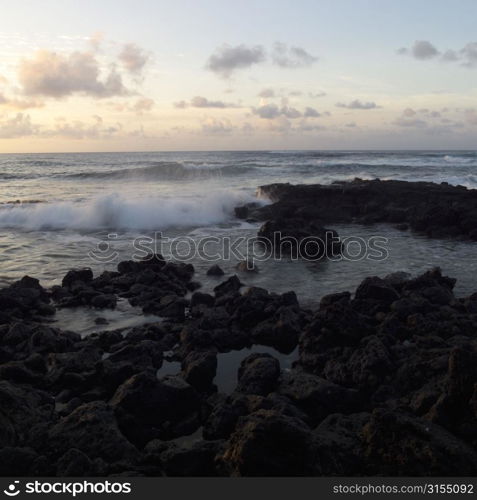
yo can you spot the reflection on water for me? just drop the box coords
[157,345,297,394]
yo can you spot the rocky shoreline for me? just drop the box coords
[236,178,477,243]
[1,179,477,477]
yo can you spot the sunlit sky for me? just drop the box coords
[0,0,476,152]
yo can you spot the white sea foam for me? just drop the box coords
[0,190,255,231]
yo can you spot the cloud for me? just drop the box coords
[190,96,239,108]
[465,109,477,125]
[309,91,326,98]
[0,92,44,110]
[258,88,275,98]
[18,50,129,99]
[461,42,477,67]
[252,103,281,119]
[201,118,234,134]
[0,113,39,138]
[394,117,427,128]
[411,40,439,60]
[88,32,104,51]
[398,40,477,67]
[174,96,241,109]
[441,49,459,62]
[252,103,302,119]
[173,100,188,109]
[45,118,121,139]
[132,97,154,113]
[336,99,380,110]
[118,43,149,74]
[206,44,265,78]
[303,106,321,118]
[271,42,317,68]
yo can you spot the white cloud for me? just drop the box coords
[19,50,130,99]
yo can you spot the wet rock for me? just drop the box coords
[355,276,400,304]
[207,265,225,277]
[313,413,370,475]
[181,351,217,392]
[110,371,200,446]
[0,381,55,449]
[258,219,341,260]
[108,341,164,370]
[190,291,215,310]
[48,401,138,463]
[363,409,477,475]
[203,394,265,440]
[56,448,94,476]
[62,268,94,289]
[236,353,280,396]
[235,261,259,273]
[213,275,242,297]
[91,293,117,309]
[242,179,477,241]
[217,409,320,476]
[0,446,39,476]
[160,440,224,476]
[278,371,360,426]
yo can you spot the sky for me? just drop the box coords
[0,0,476,152]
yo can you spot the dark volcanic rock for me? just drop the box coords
[206,265,225,277]
[48,401,138,463]
[278,371,360,425]
[236,353,280,396]
[181,351,218,392]
[258,219,342,260]
[363,409,477,476]
[110,371,201,446]
[217,409,320,476]
[62,269,94,289]
[239,179,477,241]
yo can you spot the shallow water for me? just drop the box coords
[1,150,476,333]
[157,345,297,394]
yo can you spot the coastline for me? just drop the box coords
[1,178,477,476]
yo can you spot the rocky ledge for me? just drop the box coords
[1,252,477,476]
[235,178,477,241]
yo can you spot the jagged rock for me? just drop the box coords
[363,409,477,475]
[236,353,280,396]
[217,409,320,476]
[62,269,94,289]
[181,351,217,391]
[110,371,200,446]
[48,401,138,463]
[206,265,225,277]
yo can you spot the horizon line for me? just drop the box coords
[1,148,476,155]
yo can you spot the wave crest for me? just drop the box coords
[0,191,255,231]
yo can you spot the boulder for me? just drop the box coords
[217,409,320,476]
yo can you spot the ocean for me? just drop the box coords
[1,150,477,334]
